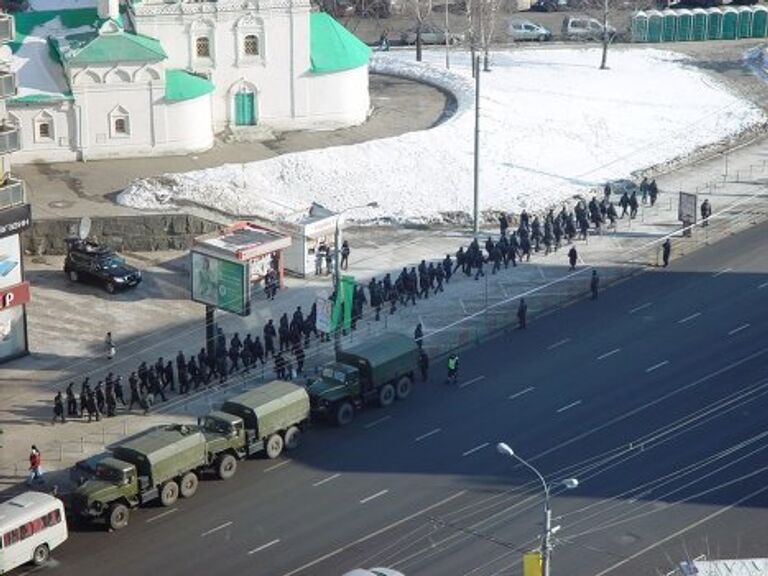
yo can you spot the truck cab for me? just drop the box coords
[72,457,138,518]
[307,363,361,412]
[200,411,247,458]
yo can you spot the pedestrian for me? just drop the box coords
[414,323,424,349]
[379,29,390,51]
[79,377,90,417]
[629,191,639,219]
[499,212,509,237]
[52,392,65,424]
[151,369,167,402]
[86,390,99,422]
[105,384,117,417]
[640,177,649,205]
[27,446,42,485]
[65,382,78,417]
[128,372,141,410]
[517,298,527,329]
[662,238,671,267]
[95,382,106,414]
[446,353,459,385]
[315,243,327,275]
[419,349,429,383]
[264,320,276,359]
[164,360,175,392]
[114,375,126,406]
[619,192,629,218]
[105,331,116,360]
[649,179,659,206]
[568,246,578,270]
[700,199,711,227]
[340,240,350,270]
[590,269,600,300]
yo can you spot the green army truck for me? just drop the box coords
[307,332,419,426]
[71,423,241,531]
[200,379,310,461]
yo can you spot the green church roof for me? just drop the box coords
[309,12,371,74]
[52,27,166,65]
[165,69,215,102]
[10,8,123,53]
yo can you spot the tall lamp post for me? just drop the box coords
[496,442,579,576]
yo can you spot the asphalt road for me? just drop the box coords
[39,221,768,576]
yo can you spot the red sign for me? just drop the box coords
[0,282,30,310]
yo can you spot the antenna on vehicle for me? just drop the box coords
[78,216,92,241]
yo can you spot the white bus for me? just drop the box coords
[0,492,68,573]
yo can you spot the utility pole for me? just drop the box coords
[473,55,480,237]
[542,496,552,576]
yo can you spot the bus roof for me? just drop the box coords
[0,492,62,524]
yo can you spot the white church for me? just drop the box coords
[7,0,372,162]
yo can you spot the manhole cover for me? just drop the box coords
[49,201,74,208]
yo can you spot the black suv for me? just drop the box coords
[64,239,142,294]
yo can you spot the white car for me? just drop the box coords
[508,18,553,41]
[343,569,405,576]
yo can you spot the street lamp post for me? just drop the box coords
[496,442,578,576]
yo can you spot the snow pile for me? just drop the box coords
[28,0,97,10]
[118,48,765,224]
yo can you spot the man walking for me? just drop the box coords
[517,298,527,329]
[66,382,78,417]
[568,246,578,270]
[52,392,65,424]
[419,349,429,382]
[414,323,424,349]
[701,199,712,227]
[590,270,600,300]
[662,238,671,267]
[446,353,459,385]
[27,446,42,485]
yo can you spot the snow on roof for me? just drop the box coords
[52,24,166,65]
[28,0,98,9]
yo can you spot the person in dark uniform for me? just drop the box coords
[517,298,527,329]
[340,240,350,270]
[414,323,424,349]
[66,382,78,417]
[419,349,429,383]
[446,353,459,385]
[568,246,578,270]
[700,199,711,227]
[114,376,126,406]
[590,269,600,300]
[264,320,276,359]
[52,392,65,424]
[128,372,141,410]
[662,238,671,267]
[164,360,175,392]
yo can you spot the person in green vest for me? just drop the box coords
[446,353,459,385]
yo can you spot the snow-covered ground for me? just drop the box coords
[118,48,766,224]
[28,0,97,10]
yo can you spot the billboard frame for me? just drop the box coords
[190,249,251,316]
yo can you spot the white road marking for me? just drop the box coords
[202,521,232,537]
[646,360,670,373]
[547,338,571,350]
[458,375,485,389]
[629,302,652,314]
[728,323,750,336]
[414,428,442,442]
[712,267,732,278]
[459,299,468,315]
[537,266,547,281]
[313,473,341,487]
[360,489,389,504]
[597,348,621,361]
[462,442,490,457]
[280,491,467,576]
[677,312,702,324]
[264,460,291,472]
[758,281,768,289]
[508,386,535,400]
[557,400,582,413]
[364,415,392,429]
[248,539,281,555]
[146,508,177,523]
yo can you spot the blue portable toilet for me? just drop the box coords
[721,7,738,39]
[647,9,664,42]
[706,7,723,40]
[751,5,768,37]
[676,9,693,41]
[737,6,753,38]
[662,8,677,41]
[632,11,649,42]
[692,8,708,40]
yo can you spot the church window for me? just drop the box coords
[34,114,54,142]
[38,123,50,138]
[196,36,211,58]
[244,34,259,56]
[114,118,127,134]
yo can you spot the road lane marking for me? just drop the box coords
[677,312,701,324]
[546,338,571,350]
[280,490,467,576]
[360,489,389,504]
[557,400,582,413]
[313,473,341,487]
[202,521,232,537]
[364,415,392,429]
[712,267,732,278]
[646,360,670,373]
[146,508,177,523]
[597,348,621,361]
[458,375,485,389]
[759,281,768,289]
[508,387,534,400]
[629,302,652,314]
[414,428,442,442]
[728,323,750,336]
[248,539,280,555]
[460,299,468,315]
[462,442,489,457]
[264,460,291,472]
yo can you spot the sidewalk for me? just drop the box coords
[1,132,766,495]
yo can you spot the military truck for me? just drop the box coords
[71,424,241,531]
[200,380,310,460]
[307,332,419,426]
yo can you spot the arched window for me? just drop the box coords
[196,36,211,58]
[244,34,259,56]
[114,118,127,134]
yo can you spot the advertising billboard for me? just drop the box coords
[191,250,250,316]
[0,234,27,360]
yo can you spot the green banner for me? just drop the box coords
[330,275,355,332]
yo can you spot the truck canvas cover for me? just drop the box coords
[336,332,418,382]
[222,380,310,438]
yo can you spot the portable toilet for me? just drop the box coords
[647,10,664,42]
[721,7,738,39]
[662,9,677,41]
[737,6,753,38]
[692,8,708,40]
[751,4,768,37]
[632,11,649,42]
[676,9,693,40]
[706,7,723,40]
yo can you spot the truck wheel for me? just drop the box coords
[395,376,412,400]
[335,402,354,426]
[379,383,395,407]
[179,472,199,498]
[108,503,130,531]
[265,433,284,459]
[217,453,238,480]
[32,544,50,566]
[160,481,179,506]
[284,426,301,451]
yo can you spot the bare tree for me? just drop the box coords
[405,0,434,61]
[467,0,503,71]
[579,0,648,69]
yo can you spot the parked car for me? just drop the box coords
[531,0,569,11]
[508,18,552,41]
[400,23,463,45]
[561,16,616,41]
[63,239,142,294]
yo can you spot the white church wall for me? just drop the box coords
[163,94,214,151]
[299,66,370,130]
[7,103,79,163]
